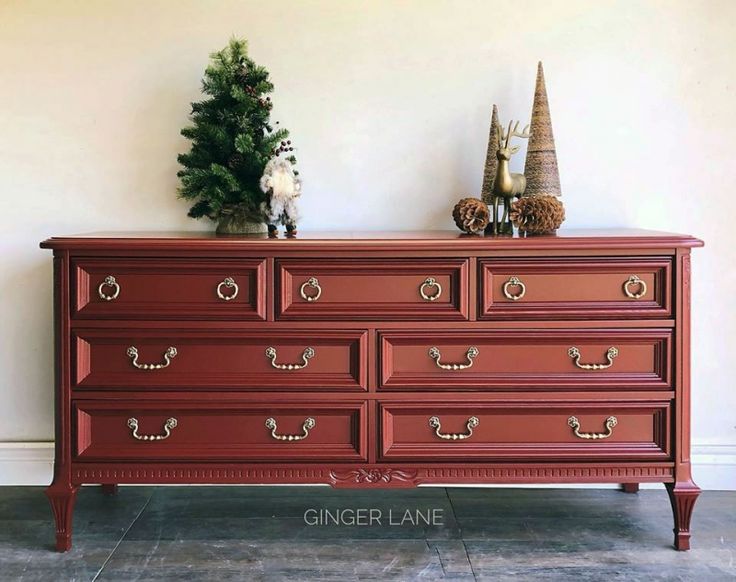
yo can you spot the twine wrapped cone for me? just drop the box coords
[524,62,562,197]
[480,104,501,205]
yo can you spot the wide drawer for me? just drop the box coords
[72,258,266,320]
[479,257,671,319]
[379,329,671,390]
[75,400,367,461]
[380,400,671,461]
[276,259,468,320]
[73,330,367,391]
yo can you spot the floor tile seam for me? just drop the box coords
[90,489,155,582]
[444,487,478,581]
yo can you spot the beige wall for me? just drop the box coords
[0,1,734,475]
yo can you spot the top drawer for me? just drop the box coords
[276,259,469,320]
[480,257,671,320]
[72,258,266,320]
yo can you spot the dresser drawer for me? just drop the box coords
[379,329,671,390]
[480,258,671,319]
[73,330,367,391]
[276,259,468,320]
[75,401,367,461]
[380,400,671,461]
[72,258,266,320]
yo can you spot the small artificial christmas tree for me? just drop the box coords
[177,38,297,233]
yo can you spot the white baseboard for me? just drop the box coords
[687,444,736,491]
[0,443,55,486]
[1,442,734,490]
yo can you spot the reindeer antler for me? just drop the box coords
[506,121,531,146]
[498,119,532,149]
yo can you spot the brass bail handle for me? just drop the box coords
[265,417,316,441]
[428,416,479,440]
[568,346,619,370]
[568,416,618,440]
[265,347,315,370]
[428,346,479,370]
[126,346,178,370]
[127,417,178,441]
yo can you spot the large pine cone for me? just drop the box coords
[452,197,490,234]
[509,195,565,234]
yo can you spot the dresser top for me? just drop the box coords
[40,228,703,252]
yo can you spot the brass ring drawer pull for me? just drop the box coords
[127,417,178,441]
[568,415,618,440]
[265,346,315,370]
[265,417,316,441]
[216,277,239,301]
[126,346,178,370]
[623,275,647,299]
[429,416,479,440]
[299,277,322,302]
[97,275,120,301]
[568,346,618,370]
[419,277,442,301]
[428,346,479,370]
[502,276,526,301]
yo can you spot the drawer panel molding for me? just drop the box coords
[75,401,367,462]
[277,259,469,320]
[73,258,266,320]
[480,257,671,319]
[73,329,368,391]
[380,400,671,461]
[379,329,672,390]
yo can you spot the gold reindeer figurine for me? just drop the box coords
[491,120,531,235]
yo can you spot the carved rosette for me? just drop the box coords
[329,468,419,487]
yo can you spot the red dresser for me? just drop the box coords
[40,229,703,551]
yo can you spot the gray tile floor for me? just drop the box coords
[0,486,734,581]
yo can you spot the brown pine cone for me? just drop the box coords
[509,195,565,234]
[452,197,490,234]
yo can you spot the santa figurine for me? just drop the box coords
[260,156,302,237]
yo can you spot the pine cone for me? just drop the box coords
[452,197,490,234]
[509,195,565,234]
[228,153,245,169]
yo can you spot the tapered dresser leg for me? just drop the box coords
[45,483,79,552]
[101,484,118,496]
[665,481,700,551]
[621,483,639,493]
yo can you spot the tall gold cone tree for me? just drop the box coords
[481,104,501,205]
[524,62,562,197]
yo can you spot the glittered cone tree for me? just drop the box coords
[524,62,562,197]
[177,38,296,233]
[480,104,501,206]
